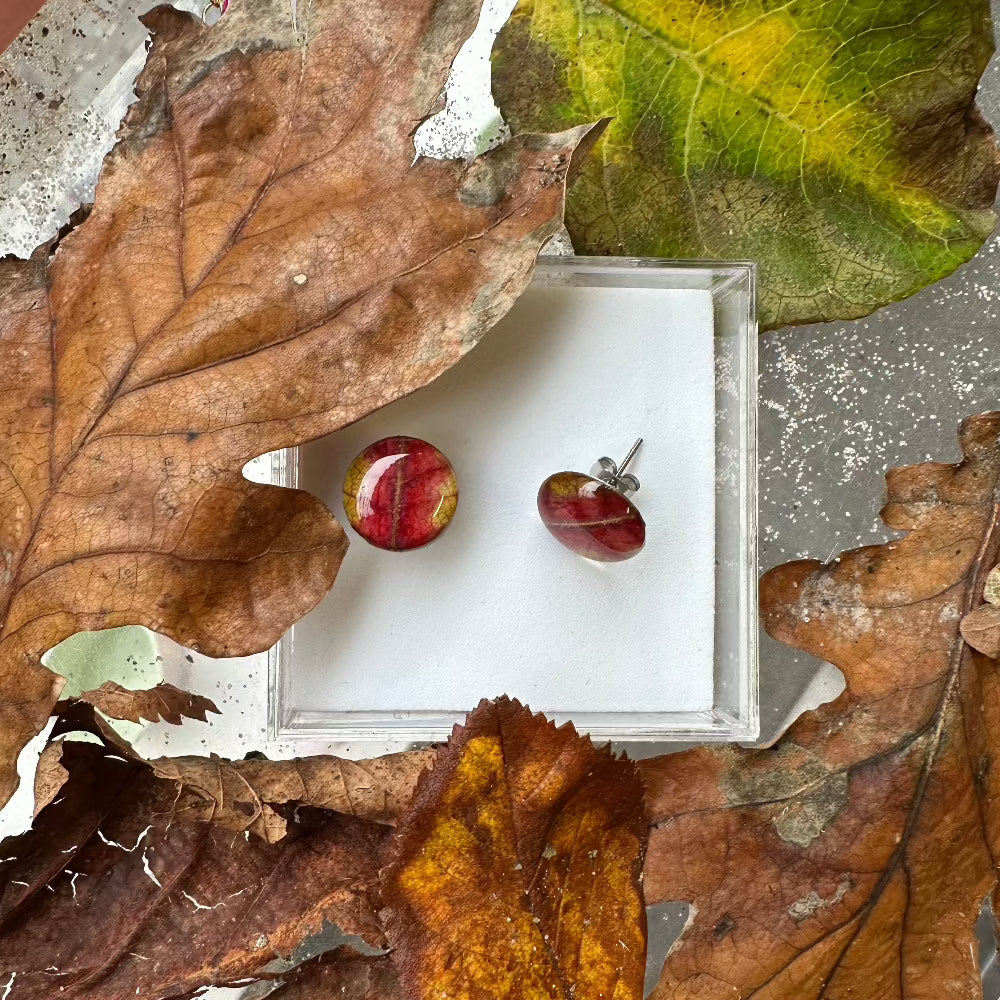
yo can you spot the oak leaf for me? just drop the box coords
[380,696,648,1000]
[641,411,1000,999]
[0,0,600,811]
[0,732,388,999]
[77,680,219,725]
[493,0,1000,329]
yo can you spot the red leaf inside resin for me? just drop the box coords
[344,437,458,551]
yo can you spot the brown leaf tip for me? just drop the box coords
[959,410,1000,460]
[139,3,205,44]
[79,681,221,726]
[456,695,632,766]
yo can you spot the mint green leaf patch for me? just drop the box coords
[494,0,1000,329]
[44,626,164,700]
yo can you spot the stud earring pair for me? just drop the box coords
[342,436,646,562]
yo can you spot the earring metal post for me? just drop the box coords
[617,438,643,476]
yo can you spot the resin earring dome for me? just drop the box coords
[537,439,646,562]
[343,436,458,551]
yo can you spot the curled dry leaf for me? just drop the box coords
[150,747,436,842]
[961,564,1000,657]
[493,0,1000,329]
[641,411,1000,999]
[31,741,67,817]
[0,0,602,811]
[380,696,647,1000]
[0,736,388,1000]
[77,680,220,725]
[34,700,431,842]
[960,604,1000,657]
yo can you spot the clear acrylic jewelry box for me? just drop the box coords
[267,256,758,743]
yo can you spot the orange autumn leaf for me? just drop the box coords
[0,0,601,811]
[641,411,1000,1000]
[380,697,647,1000]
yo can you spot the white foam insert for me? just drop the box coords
[288,285,716,715]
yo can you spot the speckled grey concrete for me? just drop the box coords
[757,30,1000,744]
[0,0,203,257]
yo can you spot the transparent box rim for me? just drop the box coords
[267,255,759,744]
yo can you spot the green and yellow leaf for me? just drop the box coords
[494,0,1000,328]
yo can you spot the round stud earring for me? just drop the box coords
[343,436,458,551]
[537,439,646,562]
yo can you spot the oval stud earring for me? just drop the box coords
[537,439,646,562]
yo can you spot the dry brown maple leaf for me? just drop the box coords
[0,730,390,999]
[380,696,648,1000]
[641,411,1000,1000]
[149,746,436,841]
[77,680,220,725]
[0,0,600,811]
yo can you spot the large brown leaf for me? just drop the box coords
[641,411,1000,999]
[380,696,648,1000]
[0,0,600,811]
[0,734,388,999]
